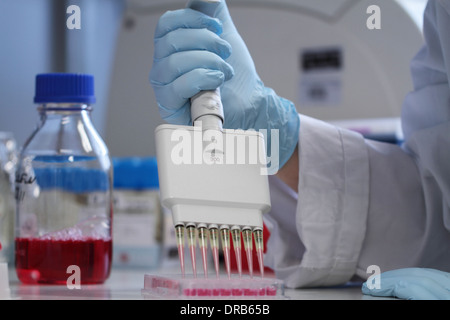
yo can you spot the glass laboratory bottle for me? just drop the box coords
[15,73,113,284]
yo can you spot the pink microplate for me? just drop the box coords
[142,274,285,300]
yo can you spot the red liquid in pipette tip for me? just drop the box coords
[257,248,264,278]
[189,244,197,278]
[223,247,231,279]
[212,246,220,278]
[245,248,254,278]
[177,244,185,277]
[201,246,208,278]
[234,247,243,277]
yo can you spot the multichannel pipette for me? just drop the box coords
[155,0,271,280]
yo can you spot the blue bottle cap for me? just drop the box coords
[34,73,96,104]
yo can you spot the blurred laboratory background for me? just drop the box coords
[0,0,427,268]
[0,0,427,154]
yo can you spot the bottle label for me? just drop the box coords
[15,172,36,203]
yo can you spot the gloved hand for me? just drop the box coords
[149,0,300,171]
[362,268,450,300]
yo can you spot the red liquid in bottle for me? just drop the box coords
[15,237,112,284]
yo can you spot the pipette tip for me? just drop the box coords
[212,246,220,278]
[257,249,264,278]
[174,224,265,280]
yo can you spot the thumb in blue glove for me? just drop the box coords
[149,0,300,173]
[362,268,450,300]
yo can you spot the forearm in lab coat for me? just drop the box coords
[265,0,450,288]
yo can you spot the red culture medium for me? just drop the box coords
[15,237,112,284]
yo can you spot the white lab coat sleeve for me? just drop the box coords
[265,115,370,288]
[357,0,450,275]
[265,0,450,288]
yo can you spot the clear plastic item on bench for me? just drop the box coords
[141,274,285,300]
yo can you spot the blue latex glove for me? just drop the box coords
[362,268,450,300]
[149,0,300,171]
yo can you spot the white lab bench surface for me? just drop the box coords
[6,267,391,300]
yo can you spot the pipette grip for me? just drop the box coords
[190,89,224,131]
[186,0,224,131]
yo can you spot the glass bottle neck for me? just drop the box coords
[38,103,92,114]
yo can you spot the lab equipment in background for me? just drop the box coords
[15,73,113,284]
[112,157,163,269]
[155,0,271,280]
[0,244,11,299]
[142,274,285,299]
[329,117,404,144]
[0,132,16,264]
[105,0,423,157]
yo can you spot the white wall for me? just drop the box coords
[0,0,54,148]
[0,0,124,150]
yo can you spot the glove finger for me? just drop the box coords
[152,69,227,119]
[155,8,222,39]
[154,28,232,60]
[362,278,396,297]
[150,50,233,86]
[380,268,450,291]
[214,0,238,36]
[158,101,192,126]
[362,274,450,300]
[418,268,450,290]
[393,283,450,300]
